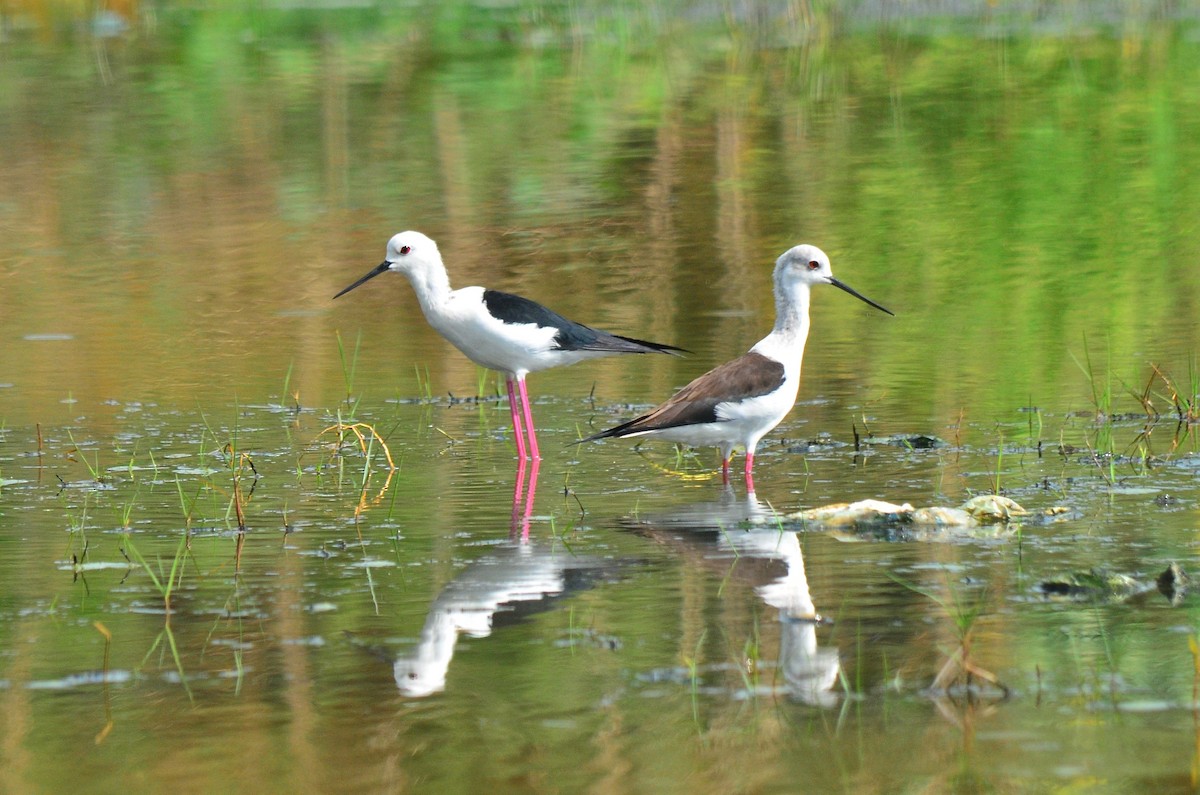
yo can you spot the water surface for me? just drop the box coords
[3,3,1200,793]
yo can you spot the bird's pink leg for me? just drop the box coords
[721,455,732,485]
[506,377,527,460]
[517,377,541,460]
[743,453,756,494]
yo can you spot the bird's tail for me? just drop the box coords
[573,415,646,446]
[607,334,689,356]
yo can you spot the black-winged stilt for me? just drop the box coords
[335,231,685,460]
[581,243,892,489]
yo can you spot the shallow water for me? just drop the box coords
[4,3,1200,793]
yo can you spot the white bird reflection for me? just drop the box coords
[393,461,609,696]
[725,520,840,706]
[627,489,840,706]
[393,543,602,696]
[394,462,606,697]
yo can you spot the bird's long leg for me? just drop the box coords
[720,444,734,485]
[506,377,528,460]
[743,452,756,494]
[517,377,541,460]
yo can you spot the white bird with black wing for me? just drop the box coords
[582,244,892,488]
[335,231,685,460]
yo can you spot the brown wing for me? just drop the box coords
[586,351,784,440]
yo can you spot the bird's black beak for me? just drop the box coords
[334,260,391,299]
[829,277,894,316]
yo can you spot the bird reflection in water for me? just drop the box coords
[625,488,840,706]
[510,457,539,541]
[393,461,603,697]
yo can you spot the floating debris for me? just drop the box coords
[785,435,850,454]
[755,495,1071,541]
[862,434,949,449]
[961,495,1029,523]
[787,499,917,527]
[56,561,132,573]
[1037,568,1141,601]
[779,496,1033,529]
[1157,562,1190,605]
[23,333,74,342]
[910,506,975,526]
[1037,563,1189,605]
[26,670,132,689]
[348,559,396,569]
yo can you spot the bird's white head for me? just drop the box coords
[383,230,441,275]
[773,244,893,316]
[334,230,447,300]
[775,244,833,289]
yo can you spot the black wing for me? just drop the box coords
[482,290,685,355]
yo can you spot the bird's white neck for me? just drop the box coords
[403,263,454,314]
[752,282,811,367]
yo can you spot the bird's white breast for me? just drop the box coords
[714,374,800,429]
[628,373,800,449]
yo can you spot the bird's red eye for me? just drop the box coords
[400,245,411,255]
[807,260,820,270]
